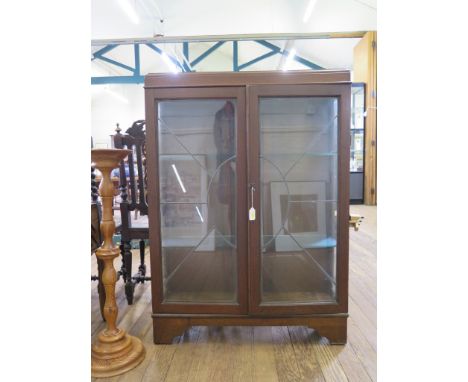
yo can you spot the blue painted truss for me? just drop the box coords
[91,39,324,85]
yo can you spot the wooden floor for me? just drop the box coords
[91,205,376,382]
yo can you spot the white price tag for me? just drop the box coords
[249,207,256,221]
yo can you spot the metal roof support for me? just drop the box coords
[91,42,185,84]
[91,76,145,85]
[291,52,323,70]
[182,42,190,72]
[237,41,281,71]
[134,44,140,76]
[92,44,135,74]
[256,40,323,70]
[92,44,118,57]
[90,32,364,84]
[190,41,225,68]
[233,41,239,72]
[93,55,135,74]
[238,50,278,70]
[92,43,139,81]
[145,43,185,71]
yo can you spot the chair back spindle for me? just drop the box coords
[113,120,148,216]
[110,121,150,305]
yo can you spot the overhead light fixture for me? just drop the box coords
[171,164,186,193]
[161,51,180,74]
[282,48,297,71]
[118,0,140,24]
[104,85,129,104]
[303,0,318,23]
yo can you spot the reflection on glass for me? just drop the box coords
[259,97,338,304]
[158,99,237,303]
[351,84,365,172]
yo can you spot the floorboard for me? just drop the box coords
[91,205,377,381]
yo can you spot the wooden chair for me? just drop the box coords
[91,165,105,320]
[113,121,151,304]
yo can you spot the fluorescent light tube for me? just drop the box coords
[118,0,140,24]
[171,164,186,193]
[195,206,204,222]
[282,48,297,71]
[303,0,318,23]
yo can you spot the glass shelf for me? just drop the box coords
[159,153,234,157]
[286,199,337,203]
[160,201,208,205]
[261,152,338,157]
[261,127,336,132]
[262,236,336,250]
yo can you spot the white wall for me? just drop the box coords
[91,84,145,148]
[92,0,377,39]
[90,0,376,143]
[91,52,234,147]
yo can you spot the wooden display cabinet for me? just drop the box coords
[145,71,350,344]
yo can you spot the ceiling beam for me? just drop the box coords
[92,31,366,46]
[277,40,294,70]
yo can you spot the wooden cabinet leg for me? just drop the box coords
[153,318,190,344]
[309,317,347,344]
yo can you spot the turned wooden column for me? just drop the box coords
[91,149,145,378]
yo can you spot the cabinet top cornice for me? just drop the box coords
[144,70,351,88]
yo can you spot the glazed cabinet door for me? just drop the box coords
[146,87,247,314]
[248,84,350,314]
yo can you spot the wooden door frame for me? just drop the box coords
[353,31,377,205]
[145,86,248,314]
[247,83,351,315]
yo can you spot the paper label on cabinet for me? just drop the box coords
[249,207,256,221]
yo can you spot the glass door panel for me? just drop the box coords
[259,97,339,305]
[158,99,239,304]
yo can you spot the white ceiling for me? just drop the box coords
[92,0,377,73]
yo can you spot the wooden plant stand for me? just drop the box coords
[91,149,145,378]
